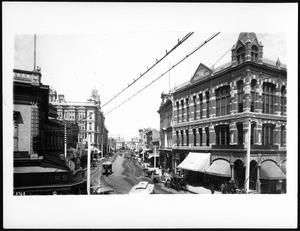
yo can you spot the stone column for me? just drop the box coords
[230,122,238,145]
[202,128,207,146]
[254,121,262,145]
[231,163,235,181]
[274,123,282,147]
[258,42,264,64]
[230,81,238,114]
[244,70,251,112]
[231,45,237,67]
[274,84,281,115]
[243,120,251,148]
[245,35,252,62]
[209,124,216,146]
[210,89,216,118]
[256,154,261,193]
[256,74,263,113]
[202,98,207,119]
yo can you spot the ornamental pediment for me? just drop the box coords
[190,63,212,83]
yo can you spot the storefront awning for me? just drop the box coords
[280,161,286,175]
[177,152,210,172]
[260,161,286,180]
[205,159,231,178]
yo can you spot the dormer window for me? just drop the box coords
[236,46,245,65]
[251,45,259,62]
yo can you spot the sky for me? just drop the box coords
[3,2,298,229]
[13,32,286,140]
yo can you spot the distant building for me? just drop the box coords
[49,87,109,156]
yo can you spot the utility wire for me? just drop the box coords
[104,32,220,116]
[76,32,193,124]
[101,32,194,108]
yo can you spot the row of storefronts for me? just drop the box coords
[158,33,287,194]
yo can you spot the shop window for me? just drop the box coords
[216,86,230,116]
[237,80,244,113]
[262,124,275,145]
[215,125,230,145]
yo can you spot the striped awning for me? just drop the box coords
[260,161,286,180]
[205,159,231,178]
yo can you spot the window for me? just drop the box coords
[281,86,286,115]
[251,123,256,145]
[262,124,275,145]
[199,94,203,119]
[237,80,244,113]
[205,127,209,146]
[262,83,275,114]
[180,130,184,146]
[193,129,197,146]
[193,96,197,120]
[199,128,203,146]
[250,80,257,112]
[176,131,179,146]
[236,46,245,65]
[281,125,286,147]
[216,86,230,116]
[176,102,180,123]
[89,112,93,119]
[64,110,68,119]
[181,100,184,122]
[206,92,210,118]
[237,123,243,145]
[251,45,258,62]
[186,130,189,146]
[89,123,92,131]
[215,125,230,145]
[186,98,189,122]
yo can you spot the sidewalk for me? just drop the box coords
[186,184,222,194]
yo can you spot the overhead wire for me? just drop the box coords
[76,32,194,124]
[101,32,194,108]
[104,32,220,116]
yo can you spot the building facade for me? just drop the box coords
[157,92,174,172]
[49,88,109,156]
[13,68,85,195]
[160,33,287,193]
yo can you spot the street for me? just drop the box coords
[95,152,191,194]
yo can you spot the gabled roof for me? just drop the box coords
[190,63,212,84]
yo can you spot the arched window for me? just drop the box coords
[251,45,259,62]
[215,125,230,145]
[215,86,230,116]
[250,79,257,112]
[237,80,244,113]
[199,94,203,119]
[281,86,287,115]
[206,91,210,118]
[262,82,276,114]
[236,46,245,64]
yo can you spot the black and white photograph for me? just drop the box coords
[3,2,298,229]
